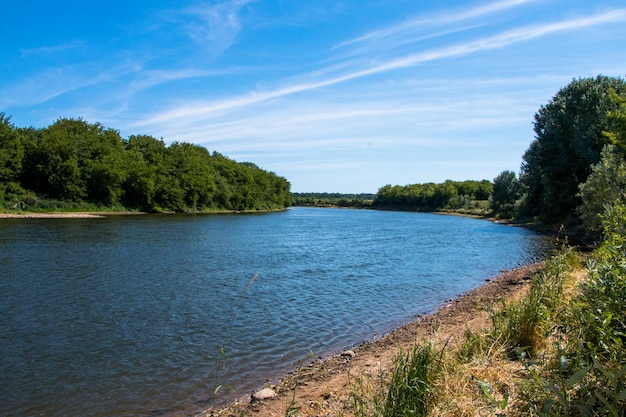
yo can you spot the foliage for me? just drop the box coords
[489,246,576,358]
[0,117,291,212]
[575,204,626,363]
[490,170,521,219]
[291,192,375,208]
[605,89,626,156]
[373,179,492,213]
[0,113,24,184]
[519,76,626,223]
[578,145,626,238]
[441,233,625,416]
[516,209,626,416]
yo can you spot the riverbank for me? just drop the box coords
[0,208,287,219]
[199,261,545,417]
[0,211,146,218]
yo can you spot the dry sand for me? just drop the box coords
[0,212,145,218]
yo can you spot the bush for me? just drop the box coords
[578,145,626,238]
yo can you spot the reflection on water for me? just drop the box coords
[0,208,552,416]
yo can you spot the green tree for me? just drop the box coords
[519,76,626,222]
[433,181,458,208]
[122,149,156,210]
[123,135,164,209]
[166,142,217,210]
[578,145,626,237]
[21,125,84,200]
[605,89,626,156]
[0,114,24,183]
[490,170,520,218]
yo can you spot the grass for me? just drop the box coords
[349,344,443,417]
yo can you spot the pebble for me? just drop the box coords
[252,388,277,401]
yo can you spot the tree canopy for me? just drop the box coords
[490,170,521,219]
[0,116,291,212]
[519,75,626,222]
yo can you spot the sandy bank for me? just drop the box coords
[0,211,146,219]
[0,209,286,219]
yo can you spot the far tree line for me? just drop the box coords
[0,117,292,212]
[372,180,492,214]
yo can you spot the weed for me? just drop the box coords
[382,344,443,417]
[456,329,490,363]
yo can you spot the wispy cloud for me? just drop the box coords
[141,78,537,156]
[182,0,253,55]
[336,0,538,49]
[0,62,142,108]
[124,67,250,96]
[20,40,87,57]
[134,8,626,130]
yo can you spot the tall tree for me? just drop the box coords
[578,145,626,237]
[490,170,520,219]
[0,113,23,183]
[604,89,626,157]
[519,76,626,222]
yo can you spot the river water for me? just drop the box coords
[0,207,552,416]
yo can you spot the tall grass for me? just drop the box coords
[383,345,443,417]
[488,246,578,359]
[515,210,626,416]
[525,207,626,416]
[350,344,443,417]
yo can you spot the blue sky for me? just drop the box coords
[1,1,625,193]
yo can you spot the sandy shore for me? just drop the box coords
[0,209,288,219]
[0,211,147,219]
[198,261,544,417]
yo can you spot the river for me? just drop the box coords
[0,207,552,416]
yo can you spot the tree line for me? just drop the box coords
[291,192,376,208]
[0,117,292,212]
[373,180,493,215]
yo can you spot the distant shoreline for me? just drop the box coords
[0,211,145,219]
[0,208,287,219]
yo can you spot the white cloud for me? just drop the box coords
[336,0,538,49]
[132,8,626,132]
[0,62,142,108]
[183,0,253,55]
[20,40,87,57]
